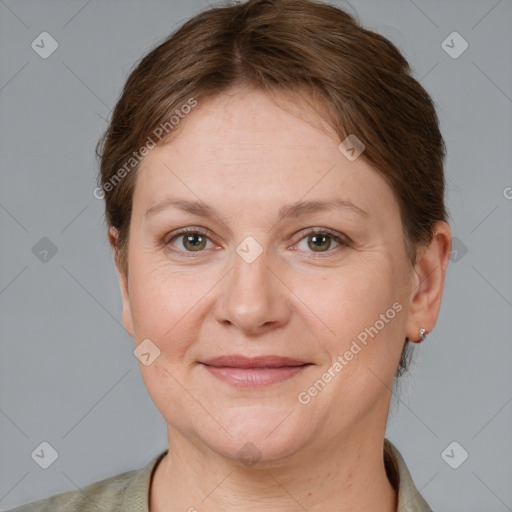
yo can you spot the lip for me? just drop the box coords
[201,355,309,368]
[199,355,312,387]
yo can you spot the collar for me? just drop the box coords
[122,439,433,511]
[384,438,434,512]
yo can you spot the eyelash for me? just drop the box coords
[164,227,351,258]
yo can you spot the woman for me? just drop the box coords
[10,0,451,510]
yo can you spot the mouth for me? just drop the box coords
[199,355,313,387]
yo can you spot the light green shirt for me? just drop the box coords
[8,439,433,511]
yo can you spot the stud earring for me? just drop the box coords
[419,328,428,342]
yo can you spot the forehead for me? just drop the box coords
[134,88,398,224]
[196,87,335,140]
[153,87,339,162]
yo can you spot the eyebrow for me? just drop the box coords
[144,196,369,224]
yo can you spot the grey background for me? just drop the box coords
[0,0,511,510]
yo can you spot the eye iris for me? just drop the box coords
[177,232,337,253]
[183,233,206,251]
[308,234,331,252]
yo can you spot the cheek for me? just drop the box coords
[127,262,206,422]
[301,258,398,330]
[294,263,405,411]
[296,256,407,383]
[127,255,214,357]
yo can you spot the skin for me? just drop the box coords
[110,85,451,512]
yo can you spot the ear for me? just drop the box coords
[405,221,452,343]
[108,227,135,338]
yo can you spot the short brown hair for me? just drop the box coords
[96,0,449,377]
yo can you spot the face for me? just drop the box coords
[117,87,419,464]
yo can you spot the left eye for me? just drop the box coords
[294,230,347,254]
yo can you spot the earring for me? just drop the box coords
[419,328,428,342]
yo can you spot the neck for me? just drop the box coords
[149,428,397,512]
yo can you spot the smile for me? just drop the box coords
[199,355,313,387]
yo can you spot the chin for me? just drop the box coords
[195,407,313,467]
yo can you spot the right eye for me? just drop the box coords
[166,228,215,253]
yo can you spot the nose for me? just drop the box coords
[215,243,291,335]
